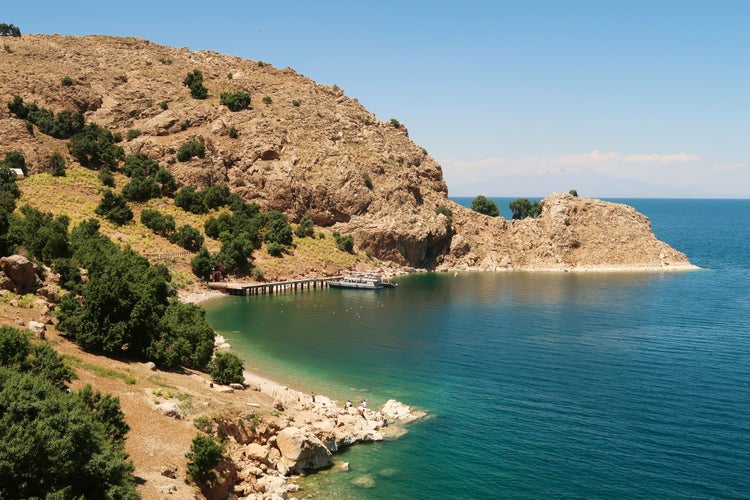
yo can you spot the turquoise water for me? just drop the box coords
[204,199,750,499]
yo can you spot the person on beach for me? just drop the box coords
[346,399,352,409]
[311,391,315,403]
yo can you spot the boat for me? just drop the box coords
[328,272,397,290]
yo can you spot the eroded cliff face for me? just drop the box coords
[0,35,694,271]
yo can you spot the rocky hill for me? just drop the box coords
[0,34,695,272]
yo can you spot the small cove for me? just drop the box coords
[204,199,750,498]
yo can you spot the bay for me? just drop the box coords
[204,199,750,499]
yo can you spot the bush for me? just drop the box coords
[569,189,579,197]
[363,172,373,190]
[390,118,401,128]
[184,69,208,99]
[159,100,168,110]
[177,138,205,162]
[470,195,499,217]
[294,215,315,238]
[126,129,141,141]
[228,126,238,138]
[333,231,354,253]
[208,352,244,385]
[95,190,133,225]
[292,99,301,107]
[186,434,224,484]
[262,96,272,105]
[202,184,230,211]
[220,91,251,111]
[61,75,73,87]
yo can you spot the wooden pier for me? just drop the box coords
[207,277,341,296]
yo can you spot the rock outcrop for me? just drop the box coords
[0,35,695,271]
[0,255,38,293]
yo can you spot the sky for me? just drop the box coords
[5,1,749,198]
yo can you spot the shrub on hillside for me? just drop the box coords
[177,138,205,162]
[140,209,176,236]
[208,351,244,385]
[170,224,204,252]
[186,434,224,485]
[220,91,251,111]
[95,190,133,225]
[183,69,208,99]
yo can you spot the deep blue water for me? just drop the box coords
[205,199,750,499]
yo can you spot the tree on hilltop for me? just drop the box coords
[0,23,21,37]
[470,195,500,217]
[509,198,542,220]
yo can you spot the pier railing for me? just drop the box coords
[207,277,342,296]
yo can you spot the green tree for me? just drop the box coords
[0,369,139,499]
[175,186,207,214]
[509,198,542,220]
[332,231,354,253]
[184,69,208,99]
[186,434,224,484]
[48,152,66,176]
[0,23,21,37]
[470,195,500,217]
[69,122,124,169]
[264,211,293,246]
[202,184,230,210]
[95,190,133,224]
[171,224,204,252]
[569,189,579,197]
[191,247,217,280]
[122,172,161,202]
[208,351,244,385]
[147,301,215,370]
[76,384,130,440]
[140,209,176,236]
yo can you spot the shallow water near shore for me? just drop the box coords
[204,199,750,499]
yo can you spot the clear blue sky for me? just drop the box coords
[5,1,749,197]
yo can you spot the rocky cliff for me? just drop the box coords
[0,35,695,271]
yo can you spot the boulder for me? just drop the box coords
[154,401,183,419]
[0,255,37,292]
[27,321,46,339]
[275,426,333,473]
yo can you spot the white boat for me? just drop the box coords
[328,272,397,290]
